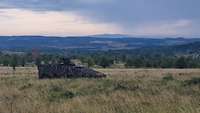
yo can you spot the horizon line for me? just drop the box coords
[0,34,199,39]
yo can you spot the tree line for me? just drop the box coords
[0,51,200,69]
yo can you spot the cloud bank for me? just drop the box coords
[0,0,199,37]
[0,9,122,36]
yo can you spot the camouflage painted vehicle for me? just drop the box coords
[38,58,106,79]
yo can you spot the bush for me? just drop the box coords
[114,81,139,91]
[48,86,76,102]
[162,74,174,81]
[184,77,200,86]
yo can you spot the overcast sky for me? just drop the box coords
[0,0,199,37]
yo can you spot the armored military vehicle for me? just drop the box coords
[38,58,106,79]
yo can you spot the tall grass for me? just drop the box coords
[0,68,199,113]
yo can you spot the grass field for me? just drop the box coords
[0,67,200,113]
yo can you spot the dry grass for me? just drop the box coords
[0,67,200,113]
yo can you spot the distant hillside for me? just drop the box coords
[131,41,200,56]
[0,36,199,53]
[169,41,200,55]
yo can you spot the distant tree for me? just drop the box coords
[99,57,113,68]
[125,59,134,67]
[35,58,41,66]
[21,57,26,67]
[32,49,40,61]
[160,57,173,68]
[3,59,9,66]
[175,57,187,68]
[186,57,200,68]
[11,55,18,71]
[121,55,127,62]
[134,58,144,68]
[63,58,71,65]
[87,57,95,67]
[125,58,144,68]
[144,61,152,68]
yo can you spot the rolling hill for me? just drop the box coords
[0,35,199,53]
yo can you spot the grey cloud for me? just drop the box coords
[0,0,200,36]
[1,0,200,22]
